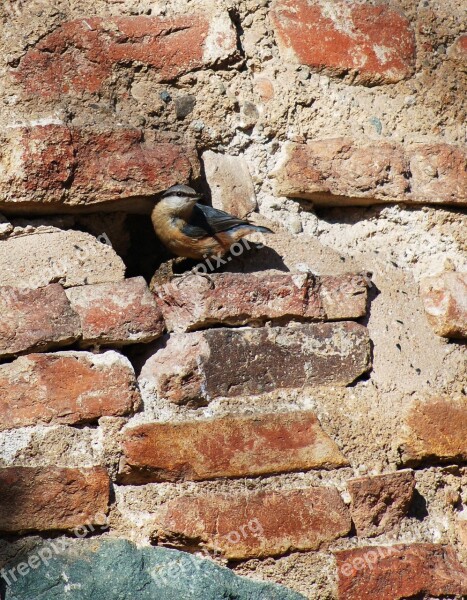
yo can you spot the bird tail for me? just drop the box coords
[249,225,274,234]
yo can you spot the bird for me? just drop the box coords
[151,184,273,261]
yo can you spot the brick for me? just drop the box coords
[0,228,126,289]
[449,33,467,63]
[13,15,237,99]
[348,470,415,537]
[156,487,351,559]
[153,272,368,332]
[118,411,348,484]
[66,277,165,347]
[138,322,371,406]
[272,139,466,206]
[270,0,415,85]
[0,351,141,431]
[399,397,467,466]
[336,543,467,600]
[0,284,81,359]
[419,272,467,338]
[202,151,257,218]
[0,125,198,211]
[0,467,110,533]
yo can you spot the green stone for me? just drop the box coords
[4,539,306,600]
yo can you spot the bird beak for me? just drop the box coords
[193,194,203,201]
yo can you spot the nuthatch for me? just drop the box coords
[151,184,273,260]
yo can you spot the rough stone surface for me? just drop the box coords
[419,271,467,338]
[0,125,199,212]
[0,351,140,431]
[3,539,306,599]
[12,15,237,99]
[66,277,165,347]
[0,466,109,533]
[139,322,371,406]
[272,139,466,206]
[348,470,415,537]
[118,411,348,484]
[270,0,415,85]
[399,397,467,466]
[336,543,467,600]
[156,487,351,559]
[0,227,126,288]
[0,284,81,359]
[153,272,368,332]
[203,151,257,217]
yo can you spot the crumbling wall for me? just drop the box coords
[0,0,466,598]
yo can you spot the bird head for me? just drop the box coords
[159,184,203,212]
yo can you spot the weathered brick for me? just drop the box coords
[156,487,351,559]
[202,151,257,218]
[272,140,466,206]
[138,322,371,406]
[449,33,467,63]
[348,470,415,537]
[153,272,368,332]
[336,543,467,600]
[66,277,165,347]
[118,411,348,484]
[13,15,237,99]
[0,351,141,431]
[419,272,467,338]
[270,0,415,85]
[399,397,467,466]
[0,228,126,289]
[0,467,110,533]
[0,125,198,211]
[0,284,81,359]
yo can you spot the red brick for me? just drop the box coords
[270,0,415,85]
[399,397,467,466]
[66,277,165,347]
[449,33,467,63]
[0,284,81,359]
[272,139,466,206]
[419,272,467,338]
[0,467,110,533]
[0,125,198,211]
[156,487,351,559]
[153,272,368,332]
[13,15,237,99]
[336,543,467,600]
[347,470,415,537]
[0,351,141,431]
[139,322,371,406]
[118,411,348,484]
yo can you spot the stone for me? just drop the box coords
[0,351,141,431]
[155,487,351,559]
[347,470,415,537]
[448,33,467,64]
[138,322,371,406]
[0,227,126,289]
[399,397,467,466]
[419,272,467,338]
[66,277,165,347]
[270,0,415,85]
[174,95,196,119]
[0,284,81,359]
[153,272,368,332]
[118,411,348,483]
[271,139,466,206]
[3,539,306,599]
[0,125,199,212]
[0,467,109,533]
[336,543,467,600]
[202,151,257,218]
[12,15,237,99]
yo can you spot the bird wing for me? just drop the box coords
[182,204,252,238]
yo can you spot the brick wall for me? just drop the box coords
[0,0,466,598]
